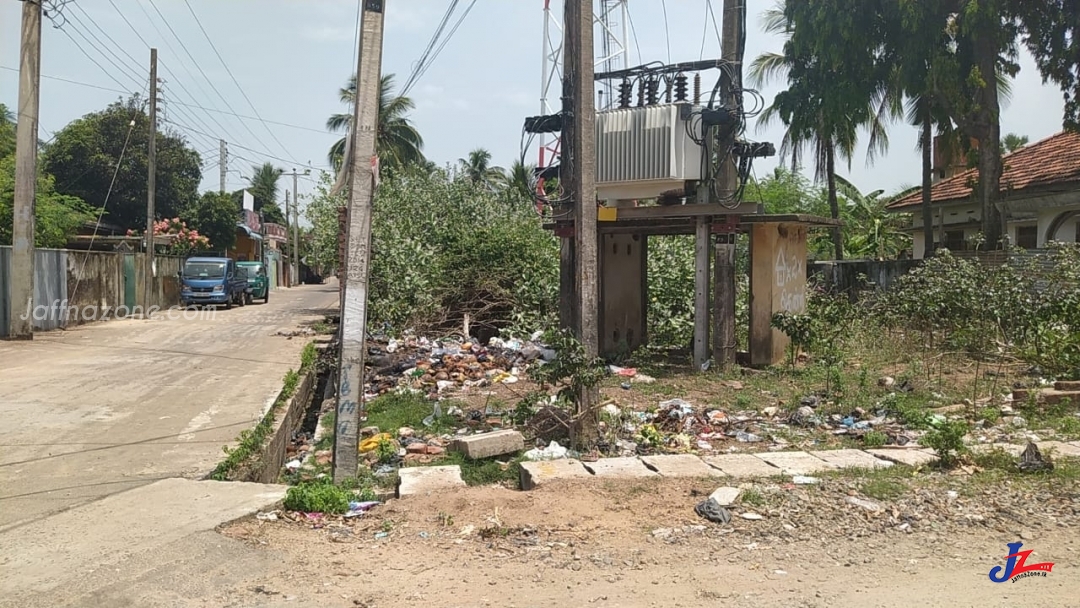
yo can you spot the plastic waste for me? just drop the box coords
[524,440,569,461]
[736,430,763,443]
[694,498,732,524]
[601,403,620,417]
[344,501,380,518]
[422,401,444,427]
[359,433,394,453]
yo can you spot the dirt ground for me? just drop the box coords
[218,475,1080,608]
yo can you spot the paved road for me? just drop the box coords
[0,281,339,531]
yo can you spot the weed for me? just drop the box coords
[380,520,394,533]
[919,420,970,467]
[740,487,766,507]
[861,478,907,501]
[300,342,318,371]
[374,435,397,464]
[438,512,454,527]
[365,391,457,435]
[734,393,754,409]
[428,451,524,488]
[282,478,353,514]
[862,431,888,448]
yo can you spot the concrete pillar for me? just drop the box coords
[749,222,808,367]
[600,233,646,356]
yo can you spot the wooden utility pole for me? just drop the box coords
[333,0,384,482]
[713,0,743,369]
[219,139,227,194]
[8,0,42,340]
[563,0,601,446]
[144,48,158,317]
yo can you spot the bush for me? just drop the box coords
[368,167,559,337]
[282,477,353,514]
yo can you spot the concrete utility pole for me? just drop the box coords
[8,0,42,340]
[285,191,294,285]
[219,139,227,194]
[563,0,601,446]
[334,0,385,482]
[713,0,743,369]
[289,169,309,285]
[144,48,158,317]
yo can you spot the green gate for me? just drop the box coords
[123,254,136,309]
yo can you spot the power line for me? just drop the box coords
[399,0,460,97]
[163,118,329,173]
[145,0,277,160]
[660,0,672,63]
[51,17,141,92]
[406,0,478,95]
[181,0,300,166]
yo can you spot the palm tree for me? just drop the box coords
[247,162,285,223]
[502,159,536,200]
[327,73,424,173]
[1001,132,1029,153]
[749,5,893,261]
[0,104,13,125]
[458,148,505,188]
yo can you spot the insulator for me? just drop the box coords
[674,73,689,102]
[618,79,633,108]
[646,78,659,105]
[636,78,646,106]
[664,78,672,103]
[693,73,701,104]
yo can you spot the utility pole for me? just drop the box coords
[143,48,158,317]
[563,0,600,447]
[713,0,743,369]
[8,0,42,340]
[289,169,308,286]
[219,139,227,194]
[285,190,294,285]
[334,0,384,482]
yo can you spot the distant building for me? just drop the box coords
[886,131,1080,258]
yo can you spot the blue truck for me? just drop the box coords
[179,256,250,309]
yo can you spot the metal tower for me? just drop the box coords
[538,0,628,172]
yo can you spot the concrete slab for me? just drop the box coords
[583,456,659,478]
[1037,441,1080,458]
[640,454,725,478]
[709,486,742,506]
[519,459,593,490]
[449,429,525,459]
[866,448,938,467]
[397,465,466,497]
[755,451,837,475]
[1,478,286,601]
[969,443,1024,456]
[809,449,893,470]
[702,453,783,478]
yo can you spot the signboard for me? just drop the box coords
[242,190,255,211]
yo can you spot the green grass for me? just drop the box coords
[209,368,301,481]
[364,391,458,435]
[740,487,766,507]
[861,478,908,501]
[420,451,524,488]
[300,341,318,370]
[282,477,354,514]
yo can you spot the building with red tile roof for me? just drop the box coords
[886,131,1080,258]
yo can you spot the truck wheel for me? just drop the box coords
[245,292,253,305]
[225,295,233,310]
[264,291,269,304]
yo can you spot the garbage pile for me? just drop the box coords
[363,334,557,398]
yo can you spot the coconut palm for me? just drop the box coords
[327,73,424,173]
[502,159,536,200]
[749,5,894,261]
[458,148,505,188]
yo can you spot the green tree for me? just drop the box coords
[835,176,914,259]
[458,147,505,188]
[303,171,346,273]
[1001,132,1029,153]
[42,95,201,231]
[327,73,424,174]
[750,1,895,261]
[245,163,286,224]
[0,155,95,247]
[502,159,536,200]
[184,191,239,251]
[0,103,14,159]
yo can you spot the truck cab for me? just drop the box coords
[236,261,269,304]
[179,256,249,309]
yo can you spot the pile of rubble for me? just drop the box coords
[363,334,557,399]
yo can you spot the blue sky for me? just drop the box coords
[0,0,1070,211]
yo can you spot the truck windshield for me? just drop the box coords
[184,262,226,278]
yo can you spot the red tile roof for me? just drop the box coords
[886,130,1080,210]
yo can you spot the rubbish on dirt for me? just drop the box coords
[1018,441,1053,472]
[284,459,302,471]
[601,403,620,417]
[422,402,443,427]
[344,501,380,518]
[792,476,819,485]
[740,512,764,520]
[359,433,395,454]
[620,382,632,390]
[524,440,569,461]
[878,376,895,388]
[374,531,389,539]
[845,496,882,512]
[694,498,733,524]
[256,511,279,521]
[736,431,763,443]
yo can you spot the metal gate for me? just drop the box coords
[122,253,137,309]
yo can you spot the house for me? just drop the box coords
[886,131,1080,258]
